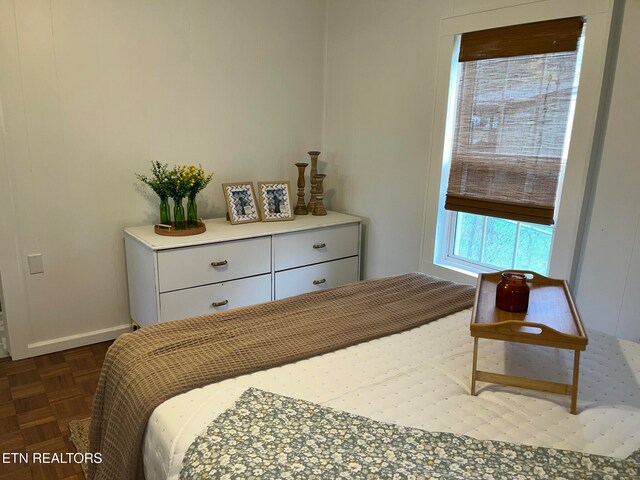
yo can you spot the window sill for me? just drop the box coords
[424,258,479,286]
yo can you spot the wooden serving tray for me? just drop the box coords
[154,221,206,237]
[470,271,587,350]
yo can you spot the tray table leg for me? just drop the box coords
[570,349,581,414]
[471,338,479,396]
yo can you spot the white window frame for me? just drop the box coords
[442,212,555,275]
[420,0,615,286]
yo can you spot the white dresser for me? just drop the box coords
[124,211,361,327]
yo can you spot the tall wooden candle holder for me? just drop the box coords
[294,162,308,215]
[307,151,321,213]
[312,173,327,216]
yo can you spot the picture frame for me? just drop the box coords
[222,182,260,225]
[257,181,294,222]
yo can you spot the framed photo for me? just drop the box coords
[222,182,260,225]
[257,181,294,222]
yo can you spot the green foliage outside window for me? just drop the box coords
[453,212,552,274]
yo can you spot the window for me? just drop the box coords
[451,213,554,274]
[435,18,585,275]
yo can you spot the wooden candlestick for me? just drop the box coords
[294,163,308,215]
[306,151,321,213]
[312,173,327,216]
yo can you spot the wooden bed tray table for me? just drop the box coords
[470,271,588,414]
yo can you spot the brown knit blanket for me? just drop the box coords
[88,273,475,479]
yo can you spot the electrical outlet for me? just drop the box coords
[27,254,44,274]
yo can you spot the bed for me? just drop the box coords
[88,273,640,479]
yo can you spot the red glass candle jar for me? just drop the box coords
[495,272,530,312]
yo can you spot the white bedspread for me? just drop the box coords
[143,308,640,480]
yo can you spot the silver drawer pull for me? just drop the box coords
[313,243,326,249]
[313,278,326,285]
[211,260,228,267]
[212,299,229,307]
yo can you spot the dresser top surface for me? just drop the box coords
[125,211,361,250]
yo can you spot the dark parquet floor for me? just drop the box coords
[0,340,113,479]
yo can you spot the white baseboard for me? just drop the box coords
[17,323,133,360]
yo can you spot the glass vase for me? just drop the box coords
[495,271,530,312]
[173,197,186,230]
[159,196,171,225]
[187,194,198,228]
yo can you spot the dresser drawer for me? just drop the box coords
[274,256,359,300]
[157,237,270,292]
[159,274,271,322]
[273,223,359,271]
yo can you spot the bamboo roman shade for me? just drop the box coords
[445,17,584,225]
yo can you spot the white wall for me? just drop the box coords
[574,0,640,341]
[0,0,326,359]
[323,0,446,278]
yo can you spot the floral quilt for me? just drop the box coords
[180,388,640,479]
